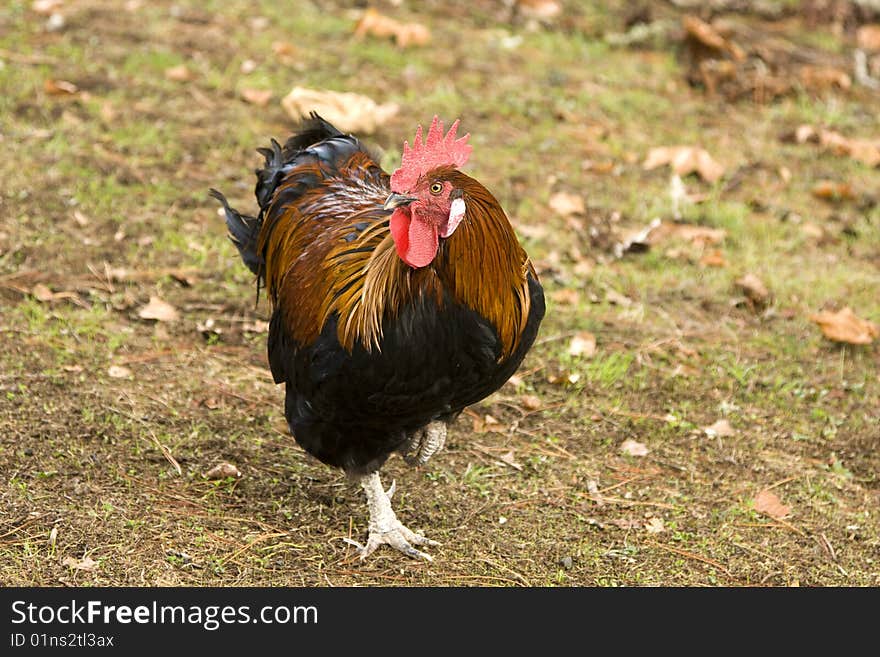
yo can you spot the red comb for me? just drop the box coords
[390,116,472,193]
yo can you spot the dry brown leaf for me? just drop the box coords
[791,126,880,168]
[32,283,55,302]
[164,65,194,82]
[517,0,562,20]
[30,283,78,304]
[605,288,633,306]
[138,296,179,322]
[644,517,666,534]
[272,41,298,58]
[810,307,878,345]
[608,518,641,530]
[62,555,98,571]
[354,8,430,48]
[568,332,596,358]
[819,131,880,167]
[472,414,505,434]
[107,365,132,379]
[800,222,826,240]
[799,65,851,91]
[620,439,649,457]
[735,273,770,307]
[506,374,524,388]
[548,192,585,218]
[704,419,735,437]
[550,288,579,306]
[32,0,64,14]
[498,450,523,471]
[857,24,880,52]
[204,463,242,480]
[240,88,273,106]
[281,87,398,135]
[644,146,725,183]
[699,249,727,268]
[811,180,854,202]
[44,78,78,95]
[682,15,745,61]
[242,320,269,333]
[648,222,727,248]
[753,489,791,520]
[520,394,542,411]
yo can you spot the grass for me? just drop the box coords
[0,0,878,587]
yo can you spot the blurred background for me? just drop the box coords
[0,1,878,586]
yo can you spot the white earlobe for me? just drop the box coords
[442,198,466,238]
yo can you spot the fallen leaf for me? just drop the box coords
[608,518,641,530]
[605,288,632,306]
[242,320,269,333]
[753,489,791,520]
[620,439,649,457]
[703,419,735,437]
[281,87,398,135]
[62,555,98,571]
[682,15,745,61]
[517,0,562,20]
[32,283,55,302]
[644,145,725,183]
[272,41,298,59]
[798,65,851,91]
[800,222,826,240]
[204,463,242,480]
[507,374,524,388]
[107,365,132,379]
[789,126,880,168]
[699,249,727,267]
[164,64,194,82]
[568,332,596,358]
[857,25,880,52]
[472,414,505,434]
[354,8,430,48]
[520,394,542,411]
[44,78,78,95]
[644,517,665,534]
[645,221,727,248]
[550,288,579,306]
[735,273,770,307]
[548,192,585,218]
[32,0,64,14]
[138,296,179,322]
[809,307,878,345]
[498,450,523,471]
[811,180,854,202]
[240,88,272,106]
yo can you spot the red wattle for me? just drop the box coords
[390,207,438,268]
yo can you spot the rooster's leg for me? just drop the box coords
[402,421,447,466]
[345,471,439,561]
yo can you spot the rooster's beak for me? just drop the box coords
[384,193,417,210]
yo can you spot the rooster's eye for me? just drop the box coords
[430,182,443,195]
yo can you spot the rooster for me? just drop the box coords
[211,114,544,560]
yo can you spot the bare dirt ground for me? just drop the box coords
[1,0,878,586]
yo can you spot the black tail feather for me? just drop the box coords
[209,188,264,278]
[253,113,345,212]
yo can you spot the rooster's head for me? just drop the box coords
[386,117,472,268]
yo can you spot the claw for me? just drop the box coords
[402,421,447,466]
[351,472,439,561]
